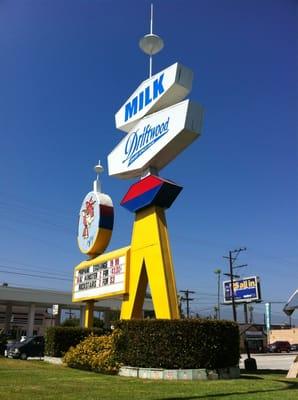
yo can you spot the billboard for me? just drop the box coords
[223,276,261,304]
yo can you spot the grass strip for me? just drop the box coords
[0,358,297,400]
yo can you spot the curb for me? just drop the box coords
[119,366,240,380]
[44,356,63,365]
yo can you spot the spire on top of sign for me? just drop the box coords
[139,4,164,78]
[94,160,104,193]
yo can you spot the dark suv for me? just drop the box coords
[267,341,291,353]
[7,336,44,360]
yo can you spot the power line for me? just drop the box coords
[1,282,72,291]
[1,193,296,267]
[0,197,75,220]
[0,269,72,281]
[0,222,76,258]
[191,307,213,313]
[0,264,71,278]
[172,232,298,268]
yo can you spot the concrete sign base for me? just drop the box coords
[286,356,298,378]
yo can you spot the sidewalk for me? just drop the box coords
[239,352,297,370]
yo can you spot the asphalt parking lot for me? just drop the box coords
[239,352,298,370]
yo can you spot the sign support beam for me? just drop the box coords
[84,300,94,328]
[120,205,180,319]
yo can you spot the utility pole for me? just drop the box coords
[214,269,221,319]
[213,306,219,319]
[180,290,195,318]
[248,305,254,323]
[223,247,247,322]
[243,303,248,324]
[177,294,183,317]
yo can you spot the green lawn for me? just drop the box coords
[0,358,297,400]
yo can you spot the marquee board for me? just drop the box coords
[72,246,130,302]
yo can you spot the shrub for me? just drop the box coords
[45,326,106,357]
[61,318,80,327]
[114,319,240,369]
[93,317,105,329]
[63,331,122,374]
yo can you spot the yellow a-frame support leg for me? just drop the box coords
[120,206,180,319]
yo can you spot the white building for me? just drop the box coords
[0,285,153,338]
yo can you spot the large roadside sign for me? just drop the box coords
[223,276,261,304]
[115,62,193,133]
[108,99,203,179]
[108,61,203,180]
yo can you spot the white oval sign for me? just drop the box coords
[115,62,193,133]
[108,100,203,179]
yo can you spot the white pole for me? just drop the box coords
[149,4,153,77]
[150,3,153,34]
[94,160,103,193]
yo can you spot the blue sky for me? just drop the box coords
[0,0,297,325]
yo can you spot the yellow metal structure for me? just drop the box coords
[84,301,94,328]
[120,205,180,319]
[74,203,180,324]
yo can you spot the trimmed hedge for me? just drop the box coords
[45,326,106,357]
[114,319,240,369]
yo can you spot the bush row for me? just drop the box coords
[62,319,240,372]
[114,319,240,369]
[45,326,106,357]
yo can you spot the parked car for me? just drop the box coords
[7,336,44,360]
[267,341,291,353]
[4,341,18,357]
[4,336,27,357]
[290,343,298,351]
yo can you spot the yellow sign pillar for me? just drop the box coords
[84,300,95,328]
[120,205,180,319]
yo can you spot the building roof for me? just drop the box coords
[0,285,153,311]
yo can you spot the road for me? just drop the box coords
[239,352,298,370]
